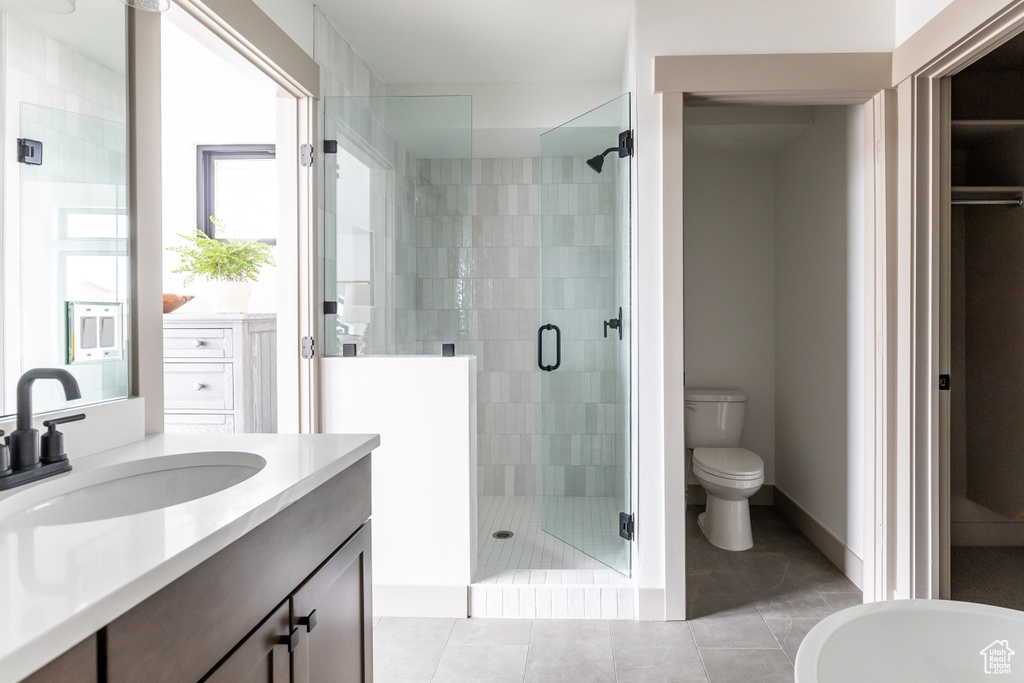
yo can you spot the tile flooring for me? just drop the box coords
[376,505,861,682]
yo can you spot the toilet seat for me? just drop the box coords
[693,447,764,481]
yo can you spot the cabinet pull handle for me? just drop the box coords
[193,383,205,391]
[278,627,300,653]
[193,340,204,348]
[298,609,317,632]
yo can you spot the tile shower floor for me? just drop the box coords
[476,495,630,581]
[379,505,861,682]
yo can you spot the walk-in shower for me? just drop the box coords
[322,92,634,618]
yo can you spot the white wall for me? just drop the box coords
[774,106,865,558]
[385,81,622,157]
[252,0,314,57]
[160,18,278,314]
[321,355,477,618]
[637,0,895,58]
[896,0,956,46]
[683,154,776,481]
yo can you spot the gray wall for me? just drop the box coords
[684,153,777,481]
[774,106,864,558]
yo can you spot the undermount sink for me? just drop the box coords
[0,451,266,527]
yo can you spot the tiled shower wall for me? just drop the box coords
[416,158,544,496]
[539,158,625,500]
[415,157,624,498]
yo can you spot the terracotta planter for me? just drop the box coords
[206,281,253,313]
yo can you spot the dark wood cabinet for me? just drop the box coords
[205,601,293,683]
[204,522,373,683]
[22,635,97,683]
[292,523,373,683]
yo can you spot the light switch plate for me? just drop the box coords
[66,301,124,363]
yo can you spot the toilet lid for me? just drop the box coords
[693,447,764,480]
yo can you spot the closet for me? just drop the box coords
[949,33,1024,606]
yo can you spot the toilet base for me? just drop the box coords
[698,496,753,551]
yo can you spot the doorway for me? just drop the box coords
[944,32,1024,609]
[159,9,287,434]
[682,104,866,630]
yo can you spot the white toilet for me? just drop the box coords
[685,388,765,551]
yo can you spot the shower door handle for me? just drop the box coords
[604,307,623,340]
[538,324,561,372]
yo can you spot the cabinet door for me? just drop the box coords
[292,522,373,683]
[205,601,292,683]
[23,635,97,683]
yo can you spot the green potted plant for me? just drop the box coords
[168,217,275,313]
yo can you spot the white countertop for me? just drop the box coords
[0,432,379,683]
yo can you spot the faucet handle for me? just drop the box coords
[42,413,86,429]
[41,413,85,465]
[0,431,9,476]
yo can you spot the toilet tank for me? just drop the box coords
[684,389,748,448]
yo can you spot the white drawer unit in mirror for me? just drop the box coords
[163,313,276,433]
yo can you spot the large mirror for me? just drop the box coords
[0,0,128,417]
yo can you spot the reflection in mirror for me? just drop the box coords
[0,0,128,417]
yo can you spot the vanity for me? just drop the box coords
[0,432,378,683]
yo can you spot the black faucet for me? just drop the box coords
[0,368,84,491]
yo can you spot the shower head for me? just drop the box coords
[585,130,634,174]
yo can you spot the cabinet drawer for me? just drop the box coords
[164,413,236,434]
[164,363,233,411]
[164,327,233,358]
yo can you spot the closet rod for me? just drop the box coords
[951,198,1023,206]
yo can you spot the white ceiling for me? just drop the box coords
[315,0,632,85]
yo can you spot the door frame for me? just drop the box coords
[892,0,1024,600]
[652,52,895,617]
[128,0,320,434]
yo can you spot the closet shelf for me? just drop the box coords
[952,186,1024,206]
[952,120,1024,144]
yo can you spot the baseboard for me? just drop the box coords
[637,587,666,621]
[373,584,468,618]
[687,483,774,506]
[773,487,863,591]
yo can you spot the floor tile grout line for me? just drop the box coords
[521,619,534,683]
[687,620,712,682]
[428,619,458,682]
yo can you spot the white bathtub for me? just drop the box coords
[795,599,1024,682]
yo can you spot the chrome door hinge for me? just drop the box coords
[301,336,315,359]
[619,512,635,541]
[17,138,42,165]
[300,143,314,167]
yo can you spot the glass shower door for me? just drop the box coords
[539,93,632,576]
